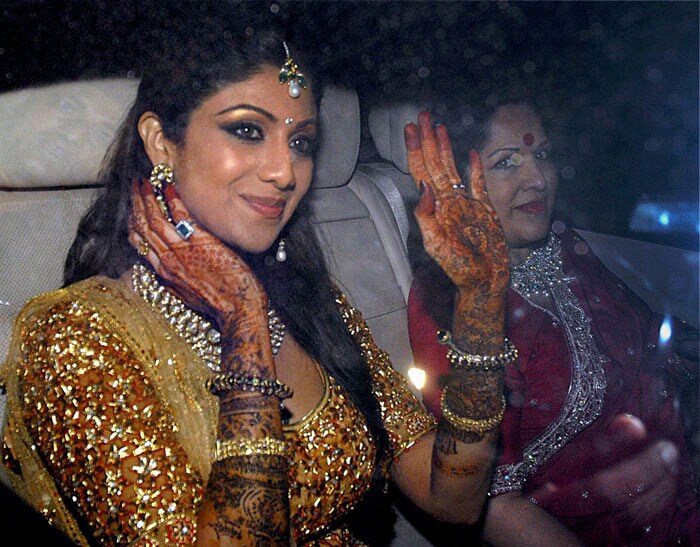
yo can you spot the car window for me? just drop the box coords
[1,1,696,251]
[1,2,697,544]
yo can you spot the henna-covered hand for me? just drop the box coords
[405,112,508,352]
[129,180,289,542]
[405,112,509,300]
[128,180,274,378]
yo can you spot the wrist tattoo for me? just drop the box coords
[436,432,458,455]
[210,455,287,487]
[440,419,488,444]
[432,453,481,477]
[212,454,287,479]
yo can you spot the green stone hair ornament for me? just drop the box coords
[279,41,307,98]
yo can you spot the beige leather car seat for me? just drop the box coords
[310,87,417,383]
[0,79,139,364]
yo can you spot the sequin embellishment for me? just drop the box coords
[17,297,202,544]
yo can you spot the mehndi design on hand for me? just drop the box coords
[129,180,274,377]
[405,112,507,449]
[405,112,509,353]
[405,112,509,297]
[129,180,289,543]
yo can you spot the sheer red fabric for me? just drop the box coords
[408,229,699,545]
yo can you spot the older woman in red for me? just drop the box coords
[407,103,699,545]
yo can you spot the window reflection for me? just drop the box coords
[0,1,697,544]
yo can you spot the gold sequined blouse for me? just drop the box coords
[1,275,436,545]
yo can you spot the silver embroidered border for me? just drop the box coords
[490,234,608,496]
[510,233,571,298]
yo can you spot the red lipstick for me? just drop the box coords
[516,200,546,214]
[243,195,286,219]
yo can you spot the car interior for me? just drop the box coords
[0,73,697,544]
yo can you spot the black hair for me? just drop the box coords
[63,13,392,544]
[434,93,540,180]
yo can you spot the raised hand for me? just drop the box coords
[405,112,509,302]
[130,177,289,541]
[405,111,508,351]
[128,179,273,377]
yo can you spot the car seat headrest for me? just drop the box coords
[0,79,139,188]
[313,84,361,189]
[368,101,428,175]
[0,79,359,191]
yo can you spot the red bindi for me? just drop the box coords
[523,133,535,147]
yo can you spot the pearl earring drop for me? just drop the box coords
[276,239,287,262]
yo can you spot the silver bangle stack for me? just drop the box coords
[437,329,518,371]
[436,329,516,440]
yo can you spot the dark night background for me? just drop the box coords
[1,0,698,250]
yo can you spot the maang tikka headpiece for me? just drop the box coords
[279,41,307,99]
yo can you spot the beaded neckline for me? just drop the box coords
[491,231,608,496]
[131,263,286,372]
[509,232,574,299]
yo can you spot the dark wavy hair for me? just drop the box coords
[63,16,392,544]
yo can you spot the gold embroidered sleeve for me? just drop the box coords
[333,290,437,460]
[15,299,203,545]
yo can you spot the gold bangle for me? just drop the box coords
[214,437,287,461]
[439,390,506,435]
[437,330,518,371]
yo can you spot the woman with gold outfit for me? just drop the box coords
[2,18,515,546]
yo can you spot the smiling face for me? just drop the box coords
[142,65,318,254]
[479,104,558,263]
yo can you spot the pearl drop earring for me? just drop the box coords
[276,238,287,263]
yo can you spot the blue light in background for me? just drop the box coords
[659,317,672,345]
[630,201,699,234]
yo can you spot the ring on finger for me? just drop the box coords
[137,240,150,256]
[452,182,466,191]
[469,226,485,238]
[175,219,195,240]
